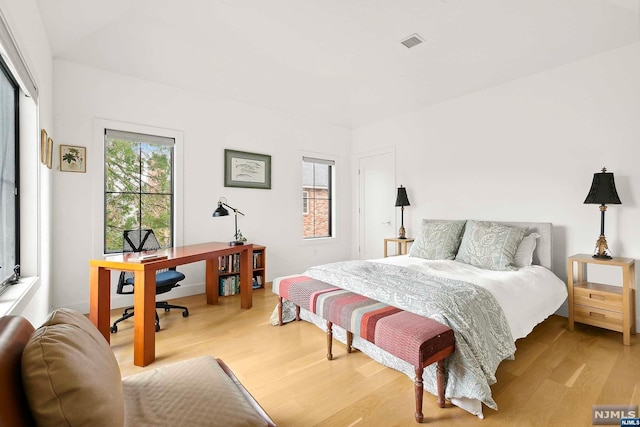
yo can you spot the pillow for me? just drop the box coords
[409,220,467,260]
[21,308,124,427]
[455,220,527,271]
[513,232,540,268]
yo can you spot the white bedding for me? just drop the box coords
[373,255,568,340]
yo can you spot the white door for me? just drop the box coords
[358,149,396,260]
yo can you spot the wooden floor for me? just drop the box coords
[110,289,640,426]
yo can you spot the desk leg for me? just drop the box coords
[206,257,219,305]
[133,270,156,367]
[89,266,111,343]
[240,247,252,309]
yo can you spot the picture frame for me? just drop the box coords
[224,149,271,189]
[40,129,47,165]
[46,137,53,169]
[59,144,86,173]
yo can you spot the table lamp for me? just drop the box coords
[583,167,621,259]
[395,185,410,239]
[213,197,246,246]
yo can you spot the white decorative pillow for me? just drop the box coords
[409,220,467,260]
[513,232,540,268]
[455,220,527,271]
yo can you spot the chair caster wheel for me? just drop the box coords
[182,310,189,317]
[155,324,160,332]
[110,325,118,333]
[164,308,170,312]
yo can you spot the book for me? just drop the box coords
[128,254,168,263]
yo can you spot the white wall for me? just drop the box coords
[352,43,640,320]
[52,59,351,312]
[0,0,54,325]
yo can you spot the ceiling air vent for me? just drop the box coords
[400,34,424,49]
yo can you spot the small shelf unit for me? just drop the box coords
[218,244,266,296]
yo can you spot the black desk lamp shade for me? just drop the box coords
[584,167,621,259]
[213,198,245,246]
[395,185,410,239]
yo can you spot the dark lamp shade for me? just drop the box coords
[212,203,229,217]
[395,186,410,207]
[584,172,622,205]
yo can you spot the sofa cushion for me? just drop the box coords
[122,356,269,426]
[21,308,124,427]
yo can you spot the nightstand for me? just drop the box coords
[568,254,636,345]
[384,238,414,257]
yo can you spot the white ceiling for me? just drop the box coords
[36,0,639,128]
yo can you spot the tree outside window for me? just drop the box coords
[104,130,174,253]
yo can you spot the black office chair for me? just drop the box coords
[110,229,189,333]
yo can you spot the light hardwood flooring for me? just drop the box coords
[110,289,639,426]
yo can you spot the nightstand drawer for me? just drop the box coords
[574,305,623,332]
[573,285,622,313]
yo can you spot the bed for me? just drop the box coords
[271,220,568,418]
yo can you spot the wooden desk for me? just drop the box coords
[89,242,253,366]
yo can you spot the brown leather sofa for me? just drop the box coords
[0,309,276,427]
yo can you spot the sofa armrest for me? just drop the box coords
[0,316,36,427]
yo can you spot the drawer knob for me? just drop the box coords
[589,293,605,301]
[589,312,605,319]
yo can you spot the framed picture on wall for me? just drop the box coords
[40,129,47,165]
[46,137,53,169]
[60,144,86,173]
[224,149,271,189]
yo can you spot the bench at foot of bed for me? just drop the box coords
[277,276,455,424]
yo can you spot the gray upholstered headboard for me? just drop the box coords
[425,220,553,270]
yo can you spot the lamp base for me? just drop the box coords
[592,235,612,259]
[228,241,245,246]
[398,225,406,239]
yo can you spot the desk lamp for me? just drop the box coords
[584,167,621,259]
[213,197,245,246]
[395,185,411,239]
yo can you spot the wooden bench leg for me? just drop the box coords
[414,365,424,423]
[436,359,446,408]
[346,331,353,353]
[278,297,283,326]
[414,359,447,423]
[326,321,333,360]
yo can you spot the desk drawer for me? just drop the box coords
[573,286,622,313]
[574,305,623,332]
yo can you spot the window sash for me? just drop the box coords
[104,130,175,253]
[302,158,333,239]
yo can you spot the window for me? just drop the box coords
[0,57,18,293]
[302,191,309,214]
[302,157,334,239]
[104,129,175,253]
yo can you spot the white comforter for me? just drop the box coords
[374,255,568,340]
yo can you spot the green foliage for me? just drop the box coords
[105,138,174,253]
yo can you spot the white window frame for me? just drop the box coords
[300,153,336,243]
